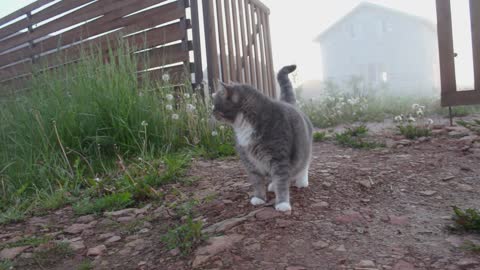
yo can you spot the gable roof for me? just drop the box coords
[314,2,436,42]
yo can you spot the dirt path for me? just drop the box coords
[1,125,480,270]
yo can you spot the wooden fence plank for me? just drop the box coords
[0,0,56,27]
[436,0,457,106]
[231,0,242,82]
[245,0,255,86]
[215,0,228,82]
[258,12,268,94]
[137,42,190,70]
[471,0,480,92]
[264,11,275,98]
[0,0,95,40]
[190,0,203,85]
[238,0,249,84]
[250,4,261,90]
[224,0,235,81]
[202,0,219,92]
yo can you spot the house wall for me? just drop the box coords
[320,8,440,95]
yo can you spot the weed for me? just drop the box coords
[32,242,73,267]
[313,131,327,142]
[0,207,25,225]
[73,192,134,215]
[451,206,480,232]
[334,126,381,149]
[397,124,432,139]
[76,260,93,270]
[0,236,50,249]
[458,119,480,135]
[162,216,204,255]
[0,260,12,270]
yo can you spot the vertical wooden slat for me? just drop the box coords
[264,10,276,98]
[238,0,249,83]
[190,0,203,85]
[260,12,272,96]
[245,0,256,86]
[202,0,219,92]
[250,4,262,90]
[471,0,480,92]
[436,0,457,106]
[258,12,268,95]
[224,0,236,81]
[231,0,243,82]
[215,0,228,82]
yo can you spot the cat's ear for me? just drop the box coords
[218,80,240,103]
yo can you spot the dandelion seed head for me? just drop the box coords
[184,93,191,99]
[219,125,225,130]
[171,114,179,120]
[166,94,174,101]
[94,177,101,182]
[162,73,170,82]
[186,104,196,113]
[141,120,148,126]
[165,104,173,111]
[211,131,218,136]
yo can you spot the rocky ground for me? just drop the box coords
[1,122,480,270]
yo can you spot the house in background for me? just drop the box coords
[315,2,440,95]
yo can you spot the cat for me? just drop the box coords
[212,65,313,212]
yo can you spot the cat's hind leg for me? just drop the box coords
[248,170,267,206]
[271,163,291,212]
[295,164,309,189]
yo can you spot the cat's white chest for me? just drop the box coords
[233,113,254,147]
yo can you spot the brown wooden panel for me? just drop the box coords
[258,13,268,94]
[436,0,458,106]
[250,0,270,15]
[0,0,181,68]
[190,0,203,85]
[471,0,480,92]
[0,0,56,26]
[250,4,261,90]
[443,91,480,106]
[224,0,235,81]
[0,0,95,40]
[137,42,190,70]
[0,21,187,81]
[202,0,219,92]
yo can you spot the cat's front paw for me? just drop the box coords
[275,202,292,212]
[250,197,266,206]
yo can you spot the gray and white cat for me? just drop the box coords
[212,65,313,212]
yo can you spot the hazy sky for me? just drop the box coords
[0,0,474,88]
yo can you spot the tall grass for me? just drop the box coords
[0,42,233,213]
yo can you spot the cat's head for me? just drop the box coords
[212,81,253,124]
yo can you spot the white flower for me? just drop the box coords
[162,73,170,82]
[184,93,191,99]
[94,177,101,182]
[394,115,403,122]
[408,116,416,122]
[219,125,225,130]
[416,109,424,117]
[211,131,218,136]
[141,120,148,126]
[138,157,143,161]
[165,104,173,111]
[186,104,196,113]
[166,94,174,101]
[171,114,179,120]
[412,104,420,110]
[427,118,434,125]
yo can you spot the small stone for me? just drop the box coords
[334,211,364,224]
[117,216,135,223]
[393,260,415,270]
[456,258,479,269]
[357,180,372,189]
[76,215,95,223]
[64,223,90,234]
[357,260,376,268]
[104,208,136,217]
[98,232,115,240]
[0,246,29,260]
[87,245,107,257]
[69,240,86,251]
[458,184,473,192]
[312,240,328,249]
[420,190,437,196]
[105,236,121,244]
[202,216,248,234]
[311,201,329,208]
[442,175,455,182]
[322,182,332,188]
[169,248,180,256]
[193,234,244,268]
[336,244,346,252]
[255,208,282,220]
[389,215,409,226]
[139,228,150,234]
[138,261,147,266]
[19,252,33,259]
[286,267,306,270]
[449,130,469,138]
[126,239,147,251]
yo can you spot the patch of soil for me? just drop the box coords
[1,124,480,270]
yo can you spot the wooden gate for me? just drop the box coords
[436,0,480,106]
[201,0,276,97]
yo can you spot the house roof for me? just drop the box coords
[314,2,436,42]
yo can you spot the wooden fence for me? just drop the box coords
[0,0,276,97]
[202,0,276,97]
[436,0,480,106]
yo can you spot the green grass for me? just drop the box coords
[458,119,480,134]
[0,236,51,249]
[162,216,204,256]
[313,131,327,142]
[0,41,235,220]
[397,124,432,139]
[452,206,480,232]
[73,192,134,215]
[334,125,382,149]
[76,260,93,270]
[0,260,12,270]
[32,242,74,267]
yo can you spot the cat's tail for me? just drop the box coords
[277,65,297,105]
